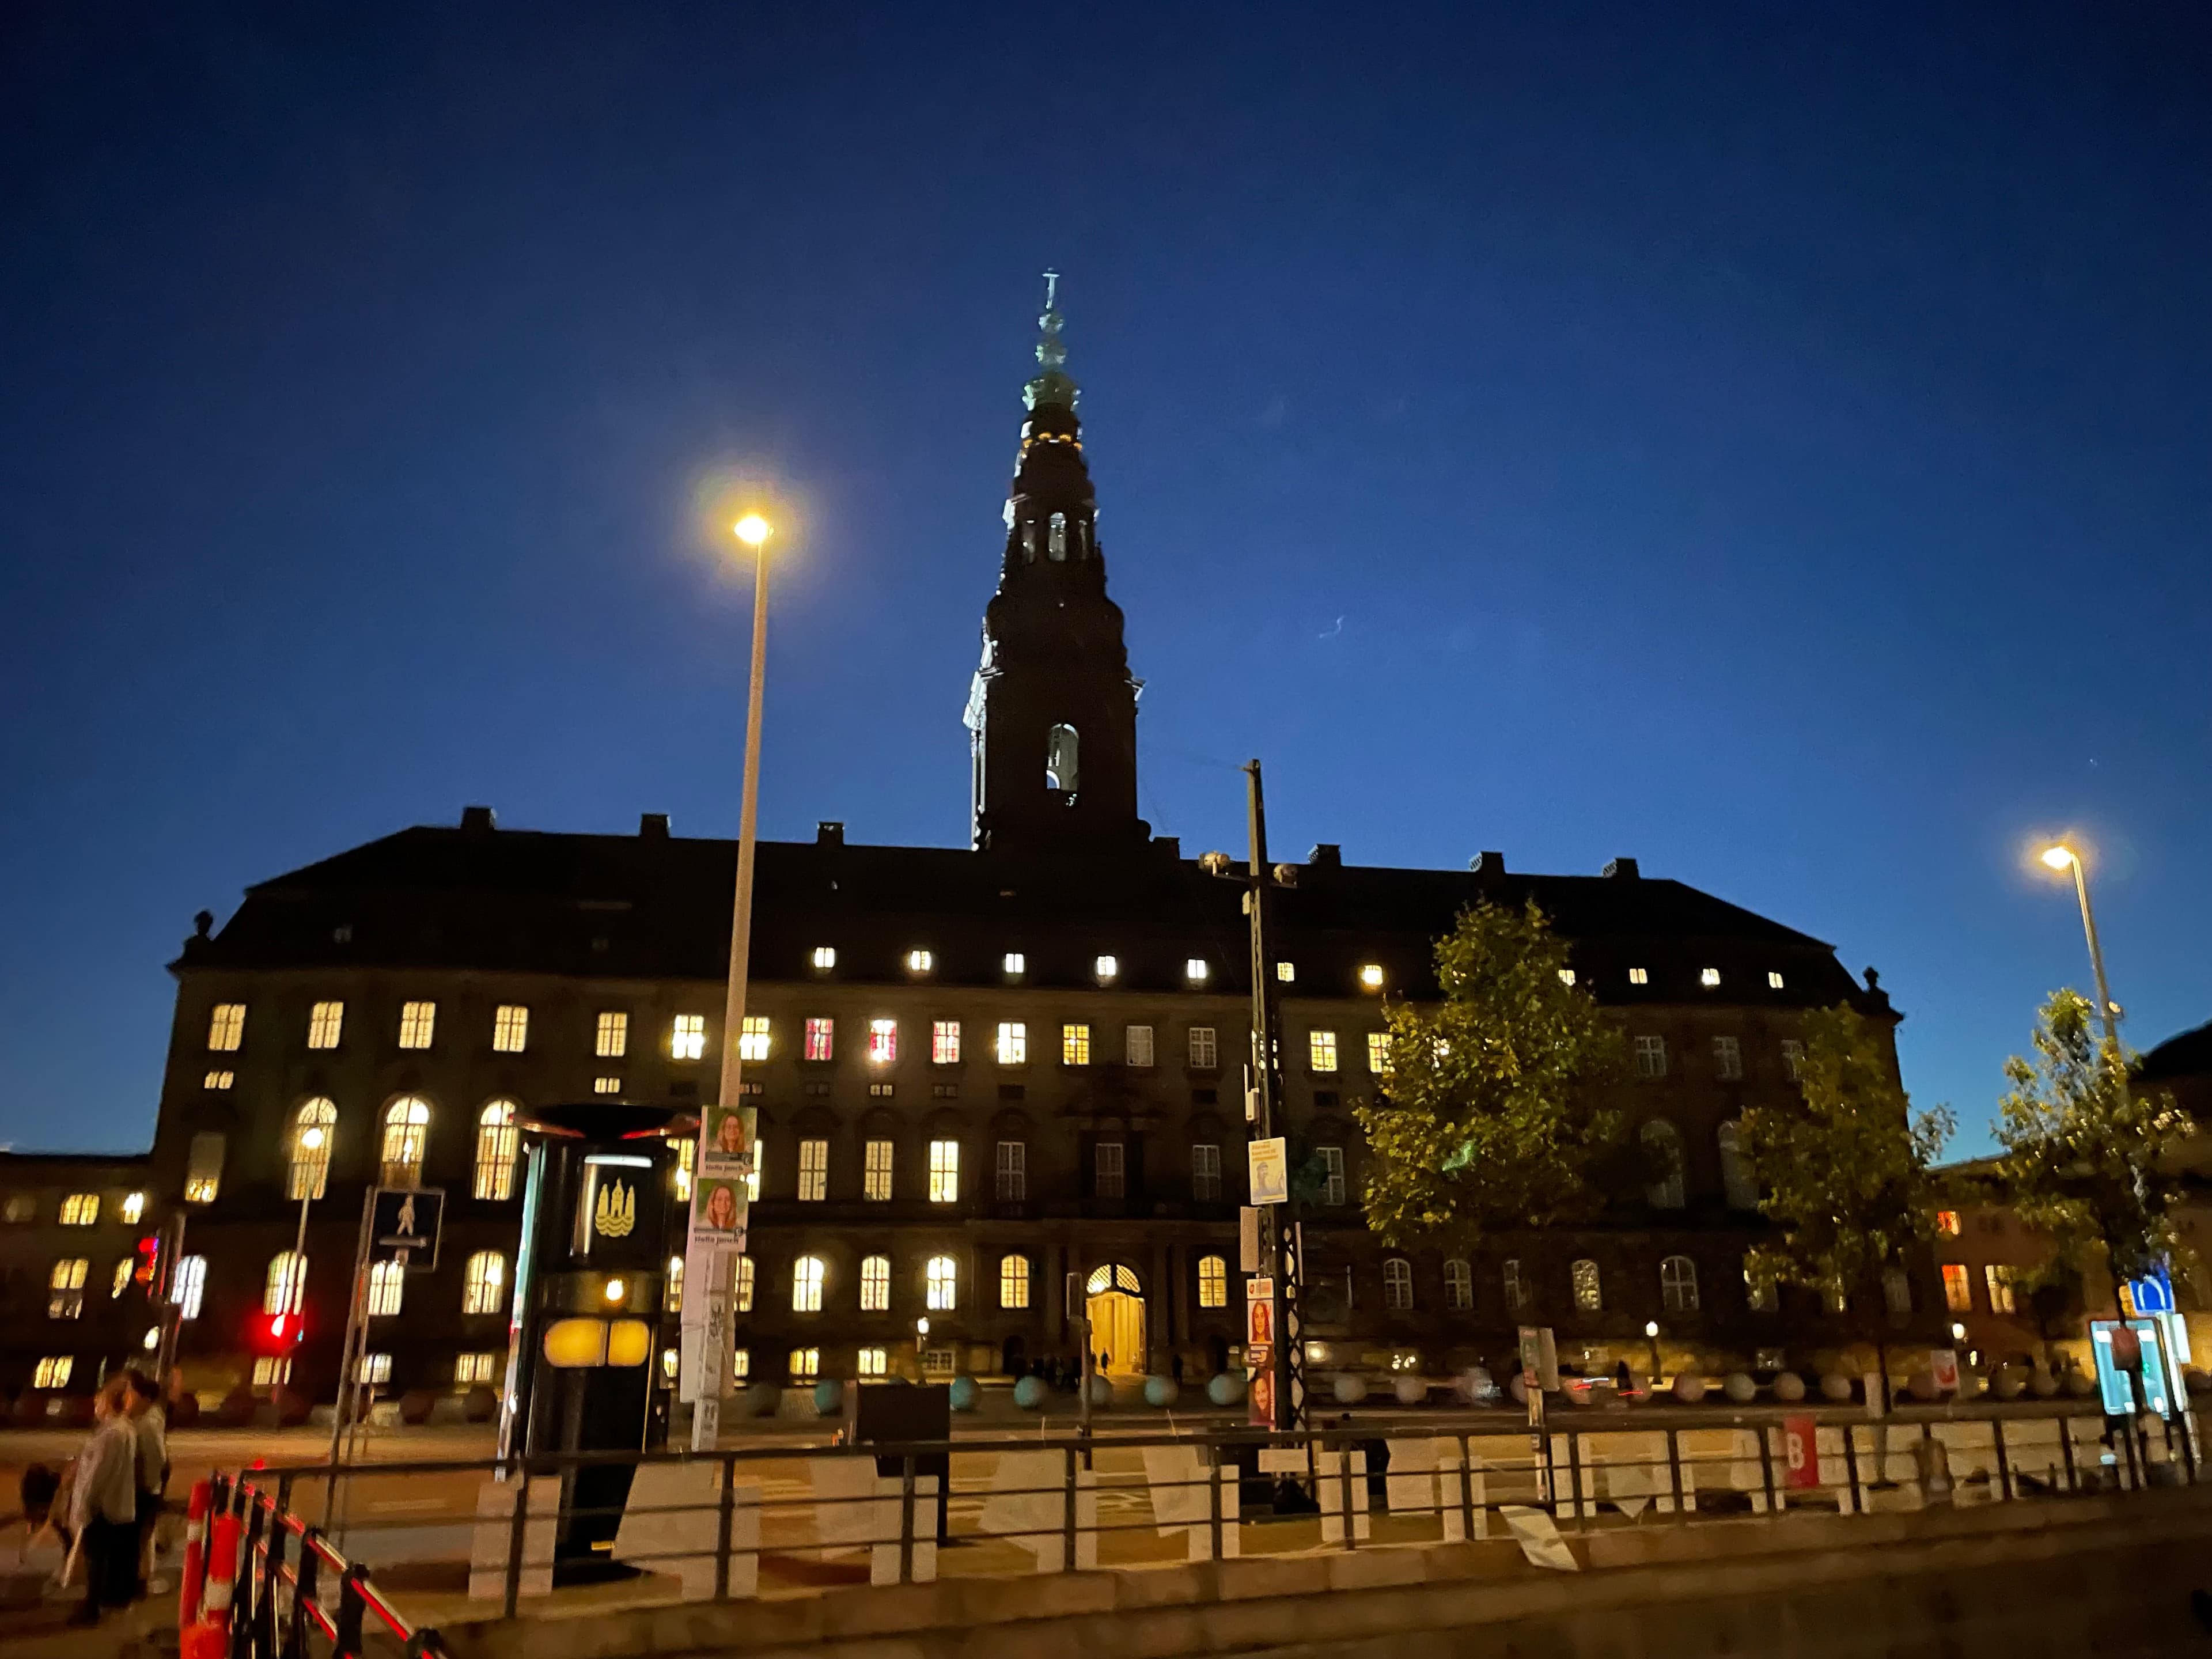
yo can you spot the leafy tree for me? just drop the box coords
[1739,1004,1954,1404]
[1995,988,2196,1305]
[1353,900,1625,1251]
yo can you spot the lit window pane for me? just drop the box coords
[474,1100,519,1200]
[207,1003,246,1052]
[307,1001,344,1050]
[397,1001,437,1050]
[596,1011,629,1058]
[797,1139,828,1202]
[931,1021,961,1064]
[811,946,836,971]
[793,1256,825,1313]
[995,1022,1027,1065]
[173,1256,207,1320]
[928,1141,960,1203]
[1094,955,1118,982]
[58,1194,99,1226]
[999,1253,1030,1309]
[804,1018,835,1062]
[366,1260,404,1317]
[671,1014,706,1060]
[1002,952,1025,976]
[1572,1259,1602,1313]
[461,1251,507,1315]
[1198,1255,1226,1308]
[926,1255,957,1311]
[492,1004,529,1053]
[1308,1030,1338,1073]
[1062,1023,1090,1065]
[289,1100,337,1201]
[860,1254,890,1310]
[1366,1032,1391,1074]
[264,1252,306,1316]
[739,1016,770,1061]
[1184,958,1209,983]
[868,1018,898,1065]
[864,1139,894,1202]
[380,1098,430,1184]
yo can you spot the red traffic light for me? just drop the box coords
[248,1311,308,1355]
[134,1236,161,1286]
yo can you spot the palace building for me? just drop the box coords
[0,293,1931,1406]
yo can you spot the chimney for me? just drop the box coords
[816,821,844,847]
[460,805,497,833]
[639,812,671,839]
[1603,857,1641,880]
[1307,843,1342,868]
[1153,835,1181,860]
[1469,850,1506,874]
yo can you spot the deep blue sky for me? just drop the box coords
[3,5,2208,1154]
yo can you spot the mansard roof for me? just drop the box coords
[173,813,1885,1014]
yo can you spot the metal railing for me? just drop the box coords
[204,1399,2203,1650]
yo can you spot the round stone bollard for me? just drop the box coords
[1456,1367,1494,1406]
[1206,1372,1245,1407]
[1904,1371,1938,1402]
[1332,1374,1368,1406]
[1722,1372,1757,1404]
[812,1378,845,1416]
[1671,1372,1707,1404]
[1393,1374,1426,1407]
[1013,1374,1049,1411]
[1992,1367,2026,1401]
[2063,1369,2097,1399]
[949,1375,980,1412]
[1087,1374,1113,1407]
[743,1382,782,1417]
[1508,1373,1531,1405]
[1820,1372,1855,1403]
[2029,1367,2061,1399]
[1772,1371,1806,1403]
[1143,1375,1179,1408]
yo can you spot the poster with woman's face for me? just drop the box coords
[704,1103,755,1168]
[696,1181,743,1234]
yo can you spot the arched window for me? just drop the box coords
[474,1101,519,1200]
[1503,1258,1528,1312]
[1717,1121,1758,1210]
[366,1259,405,1317]
[792,1256,825,1313]
[1047,510,1067,559]
[999,1253,1031,1309]
[288,1100,336,1201]
[380,1097,430,1185]
[265,1252,306,1315]
[859,1253,890,1311]
[1197,1253,1227,1308]
[173,1255,207,1321]
[925,1254,958,1312]
[1641,1118,1685,1210]
[1571,1259,1603,1313]
[1661,1255,1700,1313]
[1445,1258,1472,1311]
[1046,724,1080,794]
[461,1251,506,1315]
[1383,1257,1414,1311]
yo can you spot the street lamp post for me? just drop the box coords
[1643,1320,1662,1389]
[688,512,774,1452]
[2039,844,2121,1048]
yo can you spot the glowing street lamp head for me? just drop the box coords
[2040,844,2077,872]
[733,513,771,548]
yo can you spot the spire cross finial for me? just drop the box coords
[1043,268,1059,309]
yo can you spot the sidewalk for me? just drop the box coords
[0,1587,177,1656]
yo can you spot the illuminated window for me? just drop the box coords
[810,946,837,972]
[1558,968,1577,987]
[1661,1255,1699,1313]
[1384,1257,1414,1310]
[732,1349,750,1382]
[1093,1141,1124,1198]
[492,1004,529,1053]
[1718,1122,1758,1210]
[1936,1209,1961,1236]
[380,1097,430,1184]
[859,1253,890,1310]
[671,1138,693,1201]
[1712,1035,1743,1081]
[804,1018,834,1062]
[995,1022,1027,1065]
[1984,1264,2017,1315]
[734,1255,755,1313]
[34,1357,73,1388]
[1318,1146,1346,1206]
[926,1255,957,1311]
[1,1194,32,1224]
[1191,1143,1221,1200]
[1367,1031,1391,1074]
[1276,961,1296,983]
[995,1139,1025,1201]
[1768,971,1786,990]
[1445,1258,1472,1310]
[308,1001,344,1050]
[1003,952,1025,978]
[1571,1259,1602,1313]
[173,1255,206,1320]
[116,1192,144,1224]
[788,1347,820,1382]
[207,1003,246,1052]
[1358,963,1385,991]
[864,1139,893,1201]
[58,1194,98,1226]
[1125,1024,1154,1067]
[1503,1259,1528,1312]
[474,1100,520,1200]
[264,1252,306,1316]
[858,1347,888,1378]
[1747,1262,1779,1313]
[928,1140,960,1203]
[1184,958,1209,984]
[797,1139,828,1202]
[1197,1254,1226,1308]
[455,1353,500,1385]
[999,1253,1031,1309]
[868,1018,898,1065]
[793,1256,825,1313]
[665,1253,684,1312]
[1308,1030,1338,1073]
[461,1251,507,1315]
[1094,955,1118,983]
[1627,967,1649,986]
[671,1014,706,1060]
[48,1259,88,1320]
[397,1001,437,1050]
[111,1258,131,1299]
[745,1143,762,1203]
[1642,1119,1685,1209]
[1633,1035,1667,1078]
[289,1100,336,1200]
[1781,1039,1805,1081]
[907,949,934,974]
[930,1020,960,1065]
[1699,968,1721,988]
[1187,1026,1217,1069]
[594,1076,622,1095]
[184,1133,225,1203]
[204,1070,235,1090]
[367,1260,404,1317]
[1942,1263,1972,1312]
[357,1354,392,1384]
[1062,1023,1090,1065]
[596,1011,628,1058]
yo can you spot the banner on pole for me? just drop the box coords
[1247,1138,1289,1206]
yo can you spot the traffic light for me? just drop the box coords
[248,1311,308,1355]
[134,1236,161,1286]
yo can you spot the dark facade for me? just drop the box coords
[0,290,1937,1403]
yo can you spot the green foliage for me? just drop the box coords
[1994,989,2196,1291]
[1739,1005,1953,1321]
[1351,900,1624,1250]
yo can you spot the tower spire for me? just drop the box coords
[1025,268,1077,412]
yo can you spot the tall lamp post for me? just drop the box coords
[2038,843,2122,1048]
[687,511,775,1452]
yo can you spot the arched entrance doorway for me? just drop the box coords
[1085,1263,1146,1377]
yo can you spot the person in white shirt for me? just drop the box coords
[65,1378,137,1626]
[124,1370,168,1593]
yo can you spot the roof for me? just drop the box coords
[2139,1019,2212,1084]
[173,814,1884,1012]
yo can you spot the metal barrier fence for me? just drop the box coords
[203,1402,2202,1657]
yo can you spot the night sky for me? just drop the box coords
[3,6,2208,1154]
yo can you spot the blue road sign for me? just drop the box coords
[2126,1267,2176,1316]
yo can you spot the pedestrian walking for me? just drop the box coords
[64,1378,137,1627]
[124,1369,168,1594]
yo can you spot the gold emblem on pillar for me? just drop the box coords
[593,1179,635,1240]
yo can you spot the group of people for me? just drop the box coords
[19,1369,168,1627]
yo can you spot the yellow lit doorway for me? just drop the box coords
[1085,1263,1146,1377]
